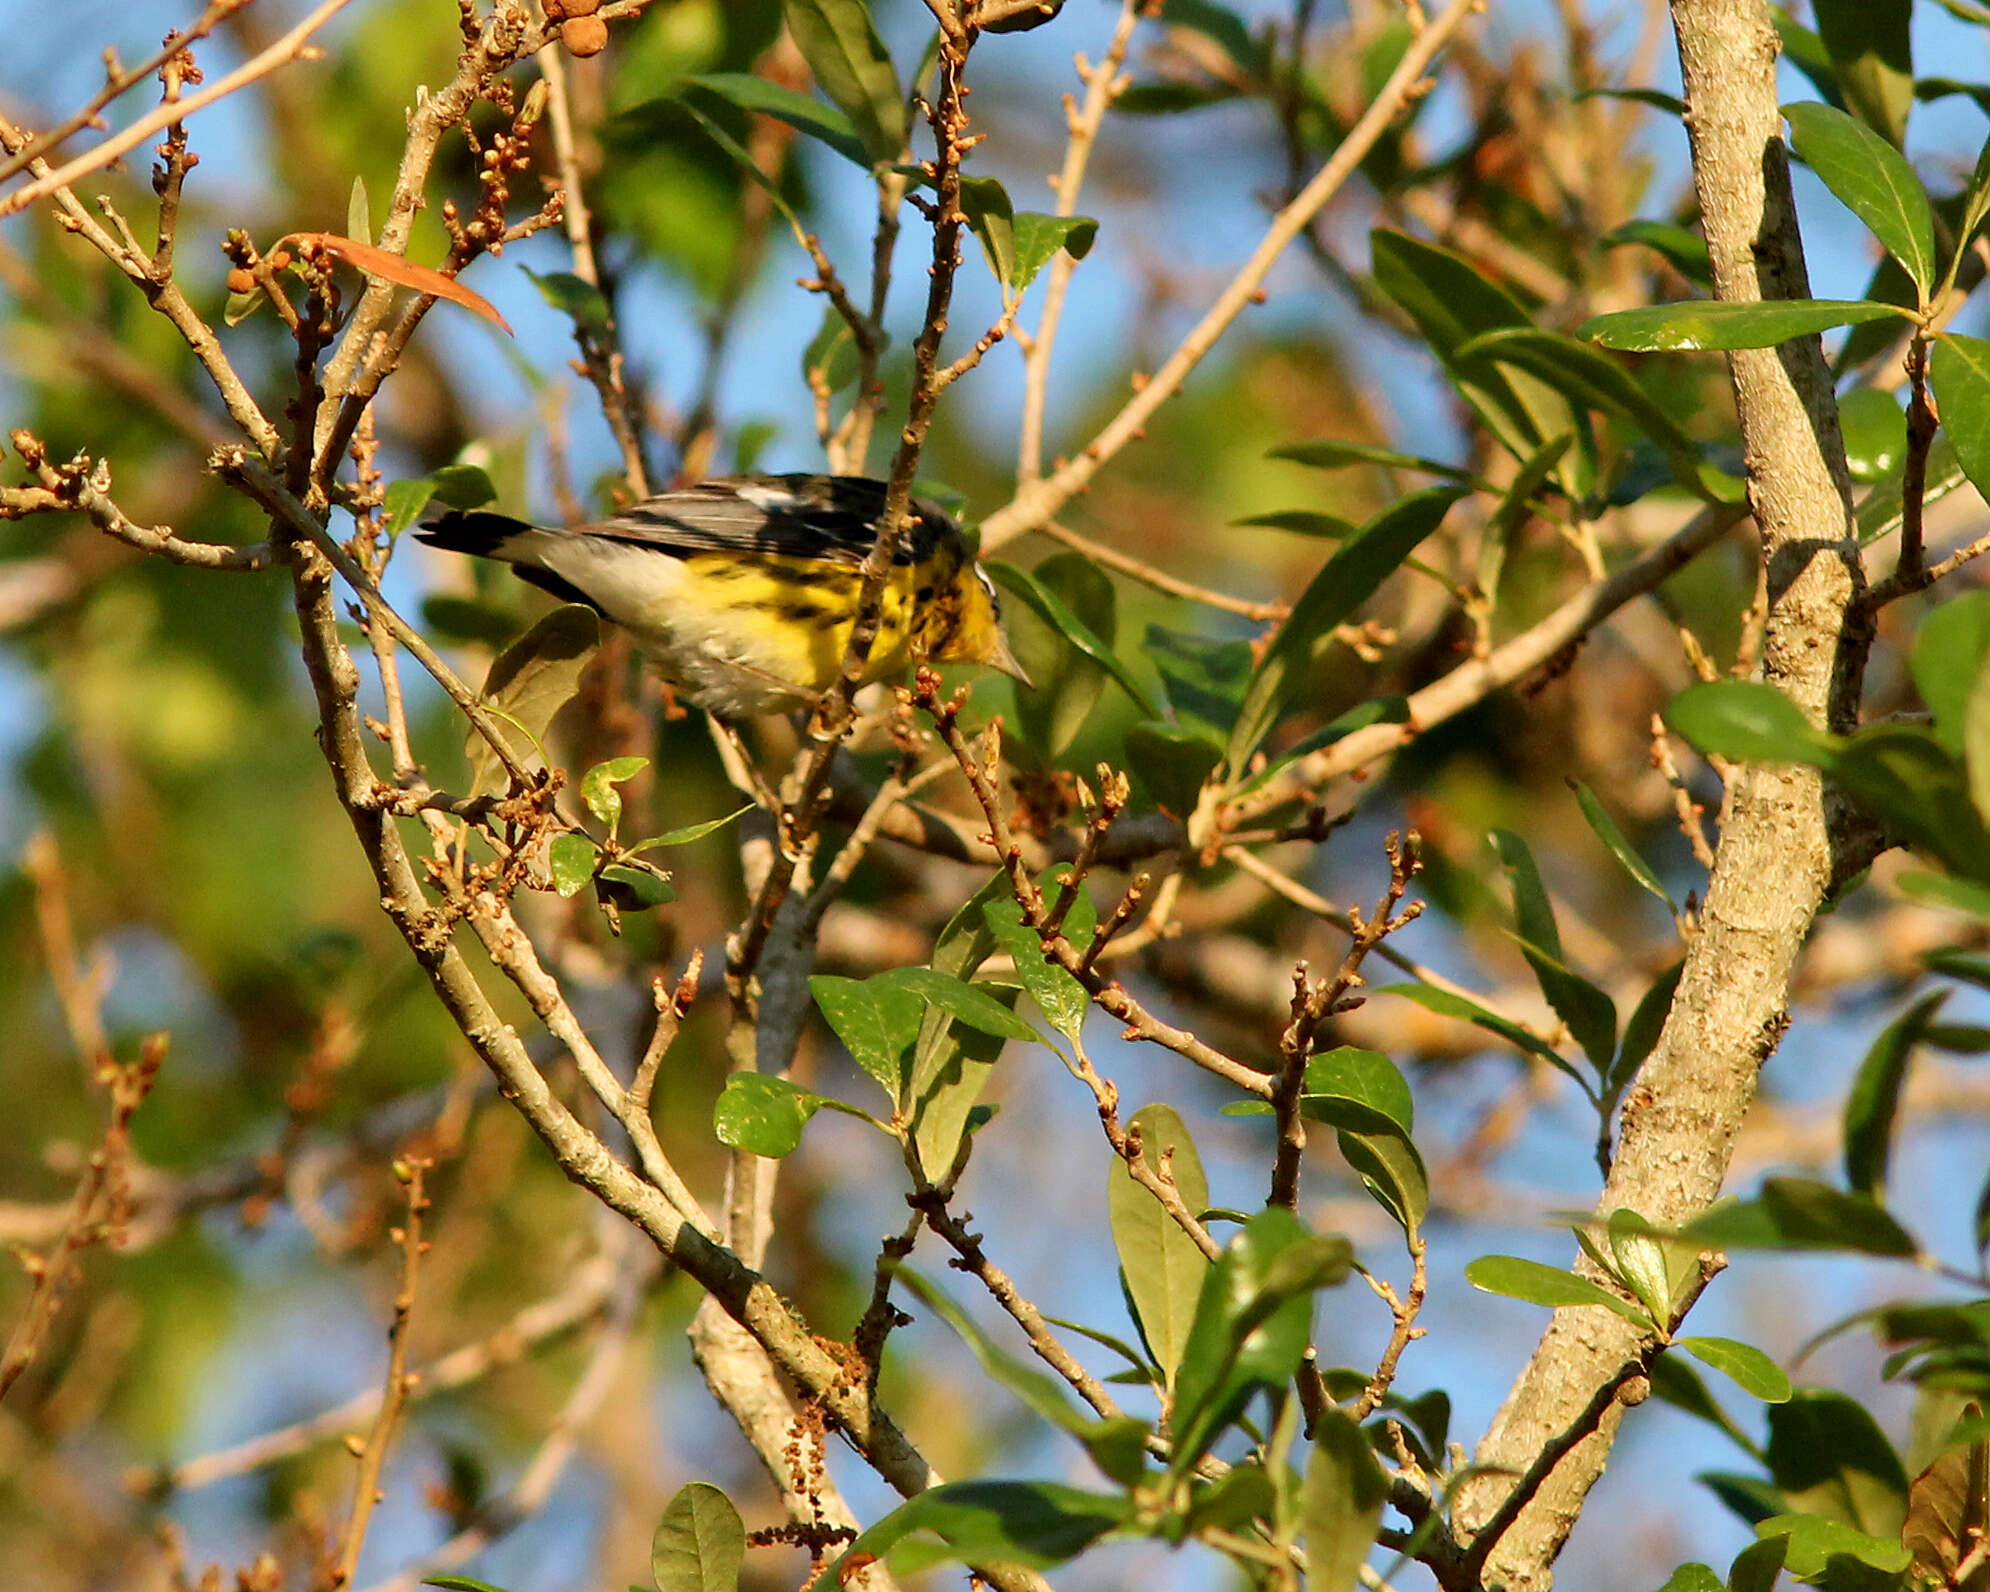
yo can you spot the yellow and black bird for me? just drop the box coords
[418,474,1029,717]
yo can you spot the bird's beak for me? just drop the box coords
[987,631,1033,689]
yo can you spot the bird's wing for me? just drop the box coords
[571,476,952,566]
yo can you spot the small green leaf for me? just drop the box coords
[1607,960,1683,1102]
[780,0,906,163]
[1649,1565,1723,1592]
[652,1482,746,1592]
[1123,720,1223,817]
[1337,1122,1428,1242]
[960,176,1018,290]
[1663,680,1839,768]
[1913,590,1990,758]
[1008,213,1097,292]
[1601,220,1712,286]
[712,1074,825,1158]
[427,464,499,510]
[1581,298,1907,352]
[347,175,373,245]
[983,900,1088,1040]
[1683,1177,1920,1257]
[1811,0,1915,148]
[1844,990,1947,1198]
[424,1578,519,1592]
[876,966,1043,1043]
[1933,335,1990,508]
[817,1481,1127,1583]
[1492,829,1618,1074]
[810,973,926,1100]
[685,71,870,168]
[1837,387,1905,482]
[1755,1514,1912,1579]
[580,755,649,831]
[1269,438,1477,483]
[383,478,438,538]
[1233,509,1362,540]
[1674,1338,1794,1404]
[1168,1209,1354,1473]
[1011,551,1116,760]
[1229,486,1463,767]
[1379,983,1590,1091]
[549,833,598,898]
[627,803,756,852]
[1783,101,1934,299]
[1463,1255,1653,1327]
[1302,1408,1390,1592]
[467,605,602,797]
[1606,1208,1678,1327]
[988,561,1161,717]
[1568,781,1674,911]
[596,863,673,912]
[1107,1102,1211,1390]
[523,266,613,337]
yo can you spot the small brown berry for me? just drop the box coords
[541,0,567,18]
[226,266,256,294]
[560,15,607,54]
[267,248,293,270]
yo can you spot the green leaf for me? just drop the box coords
[802,305,862,395]
[817,1481,1127,1584]
[685,71,870,168]
[1832,724,1990,880]
[983,901,1088,1040]
[987,561,1161,718]
[1234,509,1363,540]
[1914,590,1990,759]
[1107,1103,1211,1390]
[908,874,1012,1179]
[781,0,905,163]
[1370,228,1591,494]
[1168,1208,1354,1474]
[1303,1046,1412,1134]
[596,862,673,912]
[1123,721,1223,817]
[1268,437,1477,483]
[549,833,598,898]
[712,1074,825,1158]
[384,477,439,538]
[1568,780,1674,911]
[1009,213,1097,292]
[420,595,519,647]
[1463,1255,1653,1328]
[810,973,926,1100]
[1811,0,1915,149]
[1899,870,1990,919]
[876,967,1043,1043]
[1573,85,1686,117]
[1648,1566,1722,1592]
[347,174,372,245]
[1336,1121,1429,1241]
[1607,960,1683,1102]
[1683,1177,1920,1258]
[1492,829,1618,1074]
[1228,486,1463,767]
[580,755,649,831]
[1647,1352,1765,1456]
[523,266,612,337]
[1934,335,1990,508]
[1767,1390,1912,1534]
[467,605,602,797]
[1302,1409,1390,1592]
[671,94,806,237]
[960,176,1018,290]
[1379,983,1590,1091]
[1837,387,1905,482]
[1011,551,1115,760]
[1783,101,1935,300]
[1606,1207,1679,1327]
[1844,990,1946,1198]
[1674,1338,1794,1404]
[627,803,756,853]
[1663,680,1839,768]
[1855,434,1965,545]
[1601,220,1712,287]
[1158,0,1266,75]
[1581,298,1907,352]
[1144,625,1252,744]
[1478,432,1574,606]
[893,1268,1151,1484]
[428,464,500,510]
[1454,326,1710,496]
[1959,130,1990,261]
[424,1579,518,1592]
[1756,1514,1911,1578]
[652,1482,746,1592]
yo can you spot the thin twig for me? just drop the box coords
[1038,518,1289,620]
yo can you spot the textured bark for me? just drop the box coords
[1452,2,1868,1585]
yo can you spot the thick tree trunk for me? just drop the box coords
[1453,2,1868,1584]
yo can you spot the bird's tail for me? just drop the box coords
[414,508,536,561]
